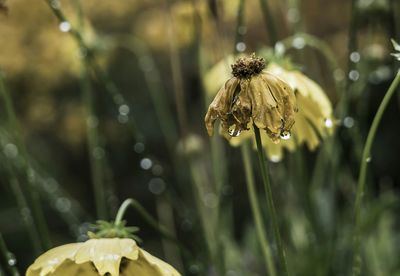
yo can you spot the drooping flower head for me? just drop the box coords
[205,54,297,143]
[204,55,335,161]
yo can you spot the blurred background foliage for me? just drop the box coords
[0,0,400,275]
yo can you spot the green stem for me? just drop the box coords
[0,72,50,251]
[234,0,245,54]
[241,142,276,276]
[253,125,288,276]
[0,233,19,276]
[352,69,400,275]
[114,199,176,243]
[258,0,278,45]
[43,0,141,141]
[164,0,189,138]
[81,64,107,219]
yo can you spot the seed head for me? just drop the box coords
[231,53,265,79]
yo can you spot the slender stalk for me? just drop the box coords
[253,125,288,276]
[43,0,141,141]
[0,233,19,276]
[163,0,189,139]
[81,64,107,219]
[234,0,245,53]
[258,0,278,45]
[339,0,358,119]
[114,199,176,243]
[156,196,184,272]
[0,72,50,251]
[241,142,276,276]
[116,36,178,156]
[352,70,400,275]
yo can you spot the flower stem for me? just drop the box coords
[241,142,276,276]
[0,72,50,251]
[253,125,288,276]
[352,69,400,275]
[114,199,176,242]
[43,0,141,141]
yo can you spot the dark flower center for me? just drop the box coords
[231,54,266,79]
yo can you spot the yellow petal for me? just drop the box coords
[26,243,80,276]
[205,77,240,136]
[74,238,139,276]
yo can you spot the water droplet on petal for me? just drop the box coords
[280,132,291,140]
[228,125,241,137]
[324,118,333,128]
[270,155,282,163]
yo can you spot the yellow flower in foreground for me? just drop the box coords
[26,238,180,276]
[204,57,334,161]
[204,54,297,143]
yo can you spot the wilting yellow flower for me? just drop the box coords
[204,56,334,161]
[204,54,297,143]
[26,238,181,276]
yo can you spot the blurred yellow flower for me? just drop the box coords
[204,54,297,143]
[26,238,181,276]
[204,57,335,161]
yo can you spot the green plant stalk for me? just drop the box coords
[0,73,50,251]
[114,198,192,262]
[116,36,178,156]
[156,196,184,272]
[114,198,176,243]
[241,142,276,276]
[70,0,107,220]
[188,156,224,274]
[280,33,344,97]
[352,69,400,275]
[340,0,358,119]
[164,0,189,138]
[164,0,224,272]
[258,0,278,45]
[5,170,42,254]
[0,233,19,276]
[253,125,288,276]
[81,64,107,220]
[43,0,141,141]
[234,0,245,53]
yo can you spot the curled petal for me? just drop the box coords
[204,77,240,136]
